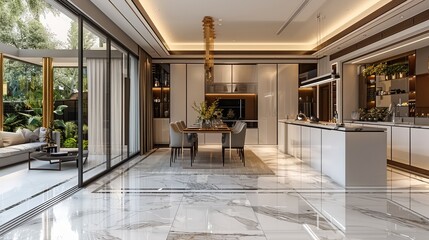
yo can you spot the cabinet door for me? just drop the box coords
[391,126,410,165]
[186,64,205,143]
[411,128,429,169]
[154,118,170,144]
[258,64,277,144]
[301,126,311,165]
[214,65,231,83]
[278,122,286,153]
[287,124,301,158]
[310,128,322,172]
[233,65,257,83]
[170,64,187,122]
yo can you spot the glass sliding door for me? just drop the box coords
[82,22,108,180]
[110,43,128,166]
[0,0,80,226]
[129,55,140,155]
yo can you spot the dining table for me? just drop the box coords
[181,125,232,161]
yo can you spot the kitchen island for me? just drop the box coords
[346,120,429,176]
[279,120,387,189]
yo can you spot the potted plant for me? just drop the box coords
[362,64,375,77]
[374,62,387,76]
[398,64,409,78]
[192,99,222,128]
[385,65,394,80]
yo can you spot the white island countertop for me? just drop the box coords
[345,120,429,129]
[279,119,385,132]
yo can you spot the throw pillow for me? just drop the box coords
[33,127,40,137]
[39,127,47,142]
[21,128,39,142]
[1,131,26,147]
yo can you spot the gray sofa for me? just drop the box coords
[0,129,60,168]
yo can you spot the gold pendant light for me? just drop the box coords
[202,16,215,84]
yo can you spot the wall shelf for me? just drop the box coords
[152,64,170,118]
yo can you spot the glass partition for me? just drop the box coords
[129,55,140,155]
[82,22,108,180]
[110,43,128,166]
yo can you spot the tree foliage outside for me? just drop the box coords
[1,0,96,148]
[0,0,59,49]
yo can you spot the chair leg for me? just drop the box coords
[190,147,193,167]
[222,147,225,166]
[170,148,174,167]
[242,148,245,166]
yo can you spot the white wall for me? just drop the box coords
[278,64,298,119]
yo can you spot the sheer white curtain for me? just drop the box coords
[110,58,123,159]
[87,58,107,155]
[129,55,140,154]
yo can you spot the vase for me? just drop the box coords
[200,119,212,129]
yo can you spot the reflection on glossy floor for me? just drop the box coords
[2,145,429,239]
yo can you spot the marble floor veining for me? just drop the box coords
[2,145,429,239]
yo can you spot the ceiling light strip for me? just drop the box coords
[352,35,429,63]
[276,0,311,35]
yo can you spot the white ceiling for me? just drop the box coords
[139,0,390,51]
[86,0,429,60]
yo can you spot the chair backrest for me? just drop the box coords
[223,122,247,148]
[170,122,193,147]
[175,121,184,131]
[169,122,182,147]
[231,120,242,131]
[179,121,187,129]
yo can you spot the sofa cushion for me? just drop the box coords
[8,142,46,152]
[0,147,22,158]
[1,131,26,147]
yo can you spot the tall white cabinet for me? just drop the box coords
[170,64,187,123]
[186,64,206,143]
[167,63,299,145]
[258,64,278,144]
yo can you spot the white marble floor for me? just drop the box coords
[1,145,429,239]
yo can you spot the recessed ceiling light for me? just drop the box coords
[218,23,222,26]
[400,15,404,19]
[218,18,222,22]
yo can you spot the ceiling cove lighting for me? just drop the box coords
[352,36,429,64]
[203,16,215,84]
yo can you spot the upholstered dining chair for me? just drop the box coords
[177,120,198,154]
[222,122,247,166]
[169,122,195,166]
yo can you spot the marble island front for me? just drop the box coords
[278,120,387,189]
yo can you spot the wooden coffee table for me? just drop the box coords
[29,150,88,171]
